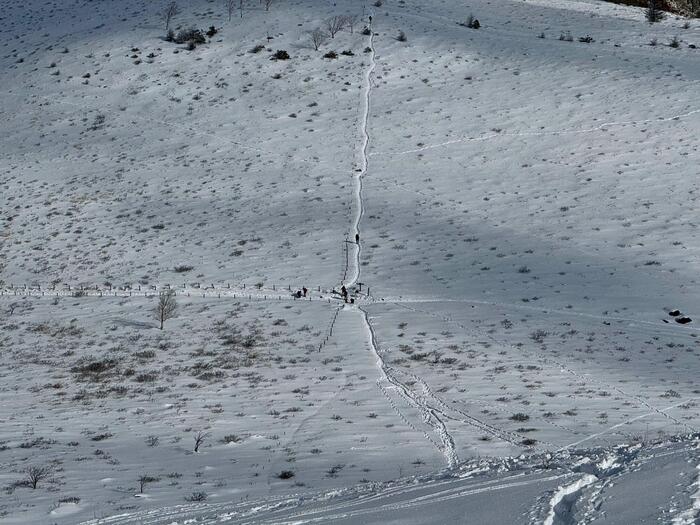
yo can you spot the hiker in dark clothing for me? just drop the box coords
[302,287,308,297]
[295,290,302,299]
[355,233,360,244]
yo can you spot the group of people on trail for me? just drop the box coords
[339,285,354,304]
[294,287,308,299]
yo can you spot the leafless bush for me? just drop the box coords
[325,16,346,38]
[193,430,210,452]
[154,289,177,330]
[26,465,51,489]
[138,474,160,493]
[310,28,328,50]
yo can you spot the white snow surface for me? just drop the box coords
[2,0,700,522]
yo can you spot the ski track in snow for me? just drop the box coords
[369,107,700,157]
[79,470,568,525]
[389,365,547,449]
[345,27,459,470]
[562,397,700,450]
[247,473,571,525]
[392,301,698,446]
[359,305,459,468]
[5,3,700,524]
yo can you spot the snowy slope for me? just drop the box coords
[1,0,700,522]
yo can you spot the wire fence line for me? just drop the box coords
[0,282,345,303]
[317,305,343,353]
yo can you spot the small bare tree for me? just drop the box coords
[138,474,159,493]
[154,289,177,330]
[264,0,273,11]
[325,15,346,38]
[193,430,210,452]
[226,0,235,21]
[310,28,328,50]
[162,1,179,31]
[26,465,51,489]
[239,0,245,18]
[343,14,359,34]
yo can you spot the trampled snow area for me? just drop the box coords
[1,0,700,522]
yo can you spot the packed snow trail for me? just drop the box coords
[345,26,375,288]
[339,23,458,468]
[358,305,459,468]
[542,474,598,525]
[78,469,570,525]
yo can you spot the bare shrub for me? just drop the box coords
[154,289,177,330]
[26,465,51,489]
[193,430,210,452]
[325,16,346,38]
[138,474,160,493]
[310,28,328,50]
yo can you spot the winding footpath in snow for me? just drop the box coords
[344,25,459,469]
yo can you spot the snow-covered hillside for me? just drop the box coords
[1,0,700,522]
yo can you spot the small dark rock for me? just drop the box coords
[669,309,681,316]
[676,316,692,324]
